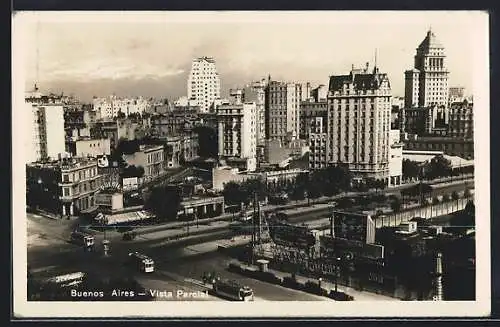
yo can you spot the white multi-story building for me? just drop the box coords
[243,79,268,145]
[404,29,449,108]
[92,96,151,119]
[216,102,257,172]
[26,102,65,164]
[327,63,392,184]
[187,57,221,113]
[389,129,403,187]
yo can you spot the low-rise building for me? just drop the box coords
[122,144,165,180]
[66,138,111,158]
[402,136,474,160]
[178,195,225,220]
[264,139,309,166]
[26,156,103,216]
[94,189,124,213]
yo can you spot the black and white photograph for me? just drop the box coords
[12,11,490,318]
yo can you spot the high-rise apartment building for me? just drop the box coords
[26,101,66,164]
[216,102,257,171]
[448,99,474,139]
[243,79,268,145]
[265,79,310,144]
[327,64,392,183]
[187,57,221,113]
[404,29,449,108]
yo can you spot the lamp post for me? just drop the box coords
[102,213,110,256]
[36,177,43,211]
[334,256,341,293]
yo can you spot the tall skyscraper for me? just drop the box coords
[187,57,221,113]
[404,29,450,108]
[243,79,268,145]
[327,63,392,184]
[265,79,309,144]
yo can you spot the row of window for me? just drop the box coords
[62,168,98,183]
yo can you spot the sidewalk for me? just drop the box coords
[266,268,398,301]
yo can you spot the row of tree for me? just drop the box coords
[402,155,455,181]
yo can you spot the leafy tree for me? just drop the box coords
[116,139,140,155]
[144,185,182,221]
[424,155,453,180]
[121,165,145,178]
[241,178,268,202]
[222,182,246,206]
[193,126,218,158]
[451,191,460,200]
[402,159,420,181]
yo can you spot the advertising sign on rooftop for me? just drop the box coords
[320,236,384,260]
[269,220,317,249]
[333,211,375,244]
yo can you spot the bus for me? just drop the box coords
[70,231,95,248]
[213,279,254,301]
[45,272,86,288]
[128,252,155,273]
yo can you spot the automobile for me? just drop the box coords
[122,231,137,241]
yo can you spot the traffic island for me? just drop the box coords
[226,261,354,301]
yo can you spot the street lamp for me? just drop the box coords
[102,213,110,256]
[334,256,341,294]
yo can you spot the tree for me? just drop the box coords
[144,185,182,221]
[222,182,246,207]
[451,191,460,200]
[193,126,218,158]
[241,178,268,202]
[424,155,453,180]
[390,197,402,212]
[121,165,145,178]
[116,139,140,155]
[402,159,420,181]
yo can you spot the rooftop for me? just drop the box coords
[418,29,444,50]
[27,156,98,170]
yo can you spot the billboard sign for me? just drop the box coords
[122,177,139,191]
[333,211,375,244]
[320,236,384,260]
[269,220,317,249]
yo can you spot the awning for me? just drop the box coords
[104,210,155,225]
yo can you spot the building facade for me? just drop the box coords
[187,57,221,113]
[448,100,474,139]
[265,80,306,144]
[122,144,165,180]
[399,105,448,136]
[26,102,66,164]
[308,116,328,170]
[26,157,103,216]
[404,29,449,108]
[92,96,150,119]
[67,138,111,158]
[299,100,328,141]
[216,102,257,171]
[243,79,268,145]
[402,136,474,160]
[389,130,403,187]
[327,64,392,183]
[150,109,199,137]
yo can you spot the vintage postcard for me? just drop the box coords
[12,11,490,318]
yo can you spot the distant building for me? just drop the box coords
[91,118,147,149]
[404,29,449,108]
[64,109,100,141]
[310,84,328,102]
[216,102,257,172]
[264,138,309,167]
[265,79,309,144]
[122,144,165,180]
[26,157,103,216]
[92,95,150,119]
[448,100,473,139]
[187,57,221,113]
[327,63,392,183]
[299,100,328,141]
[449,86,466,103]
[308,115,328,170]
[26,102,66,164]
[389,130,403,187]
[67,138,111,158]
[402,136,474,160]
[161,134,199,168]
[399,105,448,136]
[243,79,268,145]
[150,109,198,137]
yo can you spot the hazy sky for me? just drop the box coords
[16,11,487,102]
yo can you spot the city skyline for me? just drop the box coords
[18,11,482,102]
